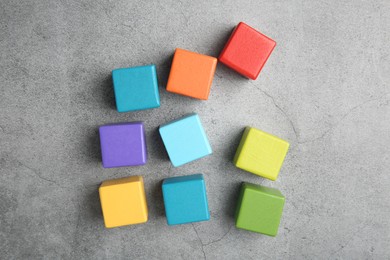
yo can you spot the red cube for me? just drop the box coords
[219,22,276,80]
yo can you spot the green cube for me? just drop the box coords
[235,182,285,236]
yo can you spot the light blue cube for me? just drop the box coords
[112,65,160,112]
[159,113,212,167]
[162,174,210,225]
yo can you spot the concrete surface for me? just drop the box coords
[1,0,389,259]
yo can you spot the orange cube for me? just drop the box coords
[166,48,217,100]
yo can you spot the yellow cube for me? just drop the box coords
[233,127,289,181]
[99,176,148,228]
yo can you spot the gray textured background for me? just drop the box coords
[1,0,389,259]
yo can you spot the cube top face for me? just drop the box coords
[235,182,285,236]
[112,64,160,112]
[99,176,148,228]
[162,174,210,225]
[219,22,276,80]
[166,48,217,100]
[99,122,147,168]
[234,127,289,181]
[159,113,212,167]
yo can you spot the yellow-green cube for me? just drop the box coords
[233,127,289,181]
[235,182,285,236]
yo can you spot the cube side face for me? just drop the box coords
[234,127,289,180]
[234,182,246,221]
[159,114,212,167]
[219,22,276,80]
[233,127,251,165]
[100,175,143,188]
[162,173,204,185]
[112,65,160,112]
[162,174,210,225]
[243,182,284,199]
[99,176,148,228]
[166,48,217,100]
[235,183,285,236]
[99,122,147,168]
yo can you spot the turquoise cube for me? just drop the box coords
[162,174,210,225]
[159,113,212,167]
[112,65,160,112]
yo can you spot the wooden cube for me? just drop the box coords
[99,122,147,168]
[234,127,289,181]
[166,48,217,100]
[235,182,285,236]
[219,22,276,80]
[99,176,148,228]
[162,174,210,225]
[112,65,160,112]
[159,113,212,167]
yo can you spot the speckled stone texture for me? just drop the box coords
[0,0,389,259]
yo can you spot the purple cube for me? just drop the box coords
[99,122,147,168]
